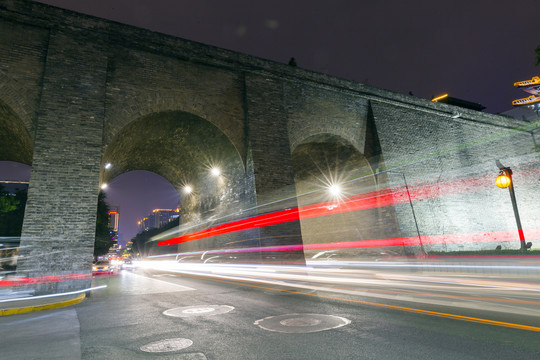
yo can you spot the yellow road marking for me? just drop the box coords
[0,293,86,316]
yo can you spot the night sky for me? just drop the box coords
[3,0,539,245]
[34,0,539,113]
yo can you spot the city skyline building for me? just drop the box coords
[108,206,120,250]
[137,207,180,233]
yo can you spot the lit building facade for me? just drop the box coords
[137,207,180,233]
[108,207,120,250]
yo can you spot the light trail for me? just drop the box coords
[154,228,540,261]
[137,260,540,332]
[0,285,107,303]
[157,161,539,248]
[0,271,114,288]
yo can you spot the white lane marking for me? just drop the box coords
[118,272,195,295]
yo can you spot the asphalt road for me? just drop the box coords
[2,263,540,359]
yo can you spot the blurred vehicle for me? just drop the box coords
[120,259,135,270]
[92,260,114,273]
[176,254,200,263]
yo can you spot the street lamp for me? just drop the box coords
[495,161,531,252]
[328,183,342,198]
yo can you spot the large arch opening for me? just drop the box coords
[0,100,33,165]
[101,110,256,259]
[0,100,33,274]
[292,135,404,260]
[101,170,180,258]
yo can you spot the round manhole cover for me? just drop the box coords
[140,338,193,353]
[254,313,350,333]
[164,305,234,318]
[280,317,322,326]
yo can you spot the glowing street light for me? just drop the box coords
[100,183,108,190]
[210,167,221,177]
[104,162,112,170]
[328,183,342,197]
[495,161,530,252]
[495,172,511,189]
[184,185,193,194]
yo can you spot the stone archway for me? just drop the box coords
[292,135,404,260]
[0,100,33,164]
[101,110,256,256]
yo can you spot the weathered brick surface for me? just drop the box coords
[284,82,369,154]
[245,74,305,263]
[371,101,540,251]
[0,0,538,289]
[14,28,108,291]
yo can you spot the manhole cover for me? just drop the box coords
[140,338,193,353]
[164,305,234,318]
[280,317,321,326]
[254,313,350,333]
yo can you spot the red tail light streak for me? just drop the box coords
[158,166,539,250]
[0,272,98,288]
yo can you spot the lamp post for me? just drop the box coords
[495,161,529,252]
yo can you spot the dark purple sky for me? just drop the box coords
[34,0,539,114]
[4,0,540,245]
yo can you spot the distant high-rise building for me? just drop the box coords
[108,206,120,249]
[137,207,180,233]
[108,208,119,232]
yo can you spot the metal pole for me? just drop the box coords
[496,161,527,252]
[504,169,527,251]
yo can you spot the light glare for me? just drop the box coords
[329,184,342,196]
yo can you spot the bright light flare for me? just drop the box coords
[211,167,221,176]
[104,162,112,170]
[184,185,193,194]
[328,184,342,197]
[100,183,108,190]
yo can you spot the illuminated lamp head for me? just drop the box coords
[328,183,342,197]
[210,167,221,177]
[184,185,193,194]
[100,183,108,190]
[495,173,511,188]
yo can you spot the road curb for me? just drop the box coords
[0,293,86,316]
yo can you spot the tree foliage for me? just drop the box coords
[94,191,114,257]
[0,184,27,236]
[130,217,179,257]
[0,185,114,256]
